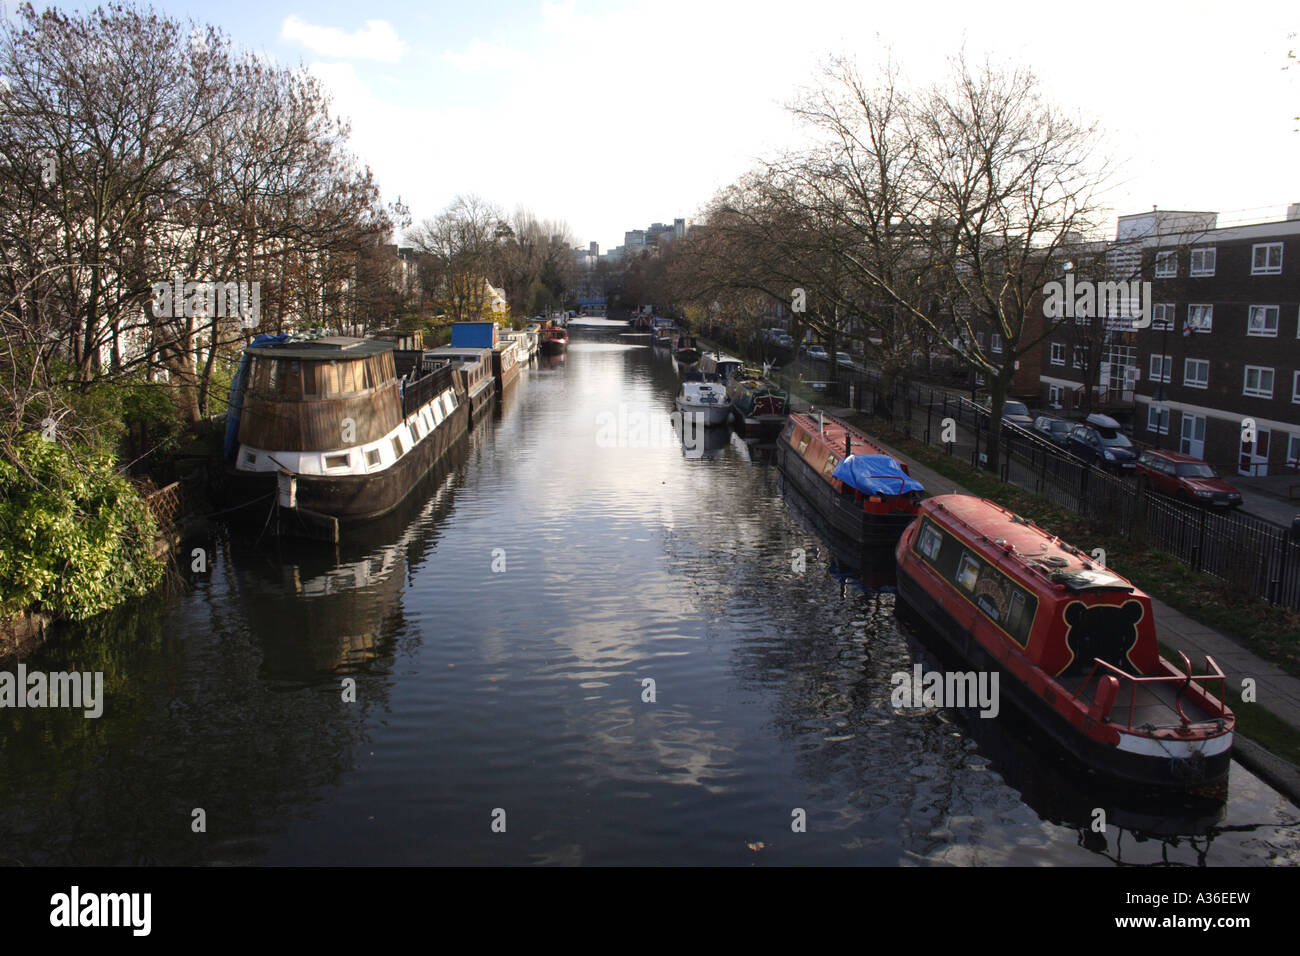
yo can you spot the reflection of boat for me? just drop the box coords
[776,411,923,551]
[895,495,1234,790]
[727,367,789,438]
[674,372,731,426]
[224,332,469,536]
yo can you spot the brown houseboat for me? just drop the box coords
[224,333,469,538]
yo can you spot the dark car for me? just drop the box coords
[1136,449,1243,507]
[1066,414,1137,473]
[1032,415,1072,448]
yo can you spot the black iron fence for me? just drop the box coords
[401,363,454,419]
[777,360,1300,610]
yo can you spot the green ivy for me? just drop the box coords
[0,434,164,622]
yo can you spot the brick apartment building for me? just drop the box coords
[1129,206,1300,475]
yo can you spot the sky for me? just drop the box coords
[17,1,1300,250]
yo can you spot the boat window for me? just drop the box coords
[303,362,318,396]
[823,455,837,476]
[280,360,302,399]
[391,435,404,458]
[797,433,811,454]
[955,552,981,592]
[917,521,944,560]
[325,453,350,469]
[365,448,381,468]
[243,451,257,465]
[432,402,445,426]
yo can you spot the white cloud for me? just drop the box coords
[280,15,406,63]
[443,40,525,72]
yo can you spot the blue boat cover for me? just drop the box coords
[831,453,925,497]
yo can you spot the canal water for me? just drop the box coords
[2,320,1297,866]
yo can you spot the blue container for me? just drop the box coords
[451,322,497,348]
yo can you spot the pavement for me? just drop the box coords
[790,392,1300,806]
[1234,474,1300,528]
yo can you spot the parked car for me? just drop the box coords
[807,345,829,361]
[984,399,1034,428]
[1066,413,1138,473]
[1032,415,1072,448]
[777,334,795,349]
[836,351,854,368]
[1136,449,1243,508]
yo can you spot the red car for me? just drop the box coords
[1135,449,1243,508]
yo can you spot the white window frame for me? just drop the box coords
[1147,404,1170,435]
[1189,247,1216,277]
[1184,358,1209,389]
[1248,305,1279,337]
[990,332,1002,354]
[1187,304,1213,333]
[1289,433,1300,467]
[1151,303,1175,330]
[1293,370,1300,404]
[1072,346,1085,369]
[1243,365,1274,399]
[1154,250,1177,277]
[1252,242,1283,275]
[1050,342,1065,366]
[1149,353,1171,383]
[1048,384,1063,408]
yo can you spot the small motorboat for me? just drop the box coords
[674,372,731,427]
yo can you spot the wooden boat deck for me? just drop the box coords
[1057,671,1219,729]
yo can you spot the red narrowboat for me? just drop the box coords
[895,495,1234,789]
[539,321,567,355]
[776,412,924,552]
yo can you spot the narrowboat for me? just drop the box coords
[776,412,924,551]
[700,351,744,384]
[223,332,469,538]
[422,346,496,423]
[727,368,789,438]
[493,338,521,391]
[652,323,678,349]
[894,495,1234,789]
[674,372,731,427]
[539,321,568,355]
[672,334,701,369]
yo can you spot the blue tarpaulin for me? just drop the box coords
[831,453,925,497]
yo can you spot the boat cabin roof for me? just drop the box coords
[245,335,394,361]
[920,495,1134,593]
[426,346,490,361]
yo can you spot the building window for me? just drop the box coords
[1151,303,1175,330]
[1149,353,1171,382]
[990,333,1002,354]
[1294,371,1300,404]
[1184,358,1209,389]
[1187,304,1213,333]
[1050,342,1065,365]
[1048,384,1064,408]
[1243,365,1274,398]
[1147,404,1170,435]
[1072,347,1085,369]
[1189,247,1216,277]
[1290,434,1300,467]
[1154,250,1177,277]
[1248,305,1279,337]
[1252,243,1283,275]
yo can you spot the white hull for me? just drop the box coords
[675,397,731,426]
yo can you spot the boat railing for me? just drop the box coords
[402,363,454,418]
[1069,653,1228,729]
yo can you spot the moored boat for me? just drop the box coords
[539,321,568,355]
[223,332,469,538]
[776,412,923,552]
[423,345,496,423]
[700,351,744,384]
[727,367,789,438]
[894,494,1234,789]
[672,334,701,369]
[673,372,731,427]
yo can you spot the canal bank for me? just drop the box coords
[794,392,1300,808]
